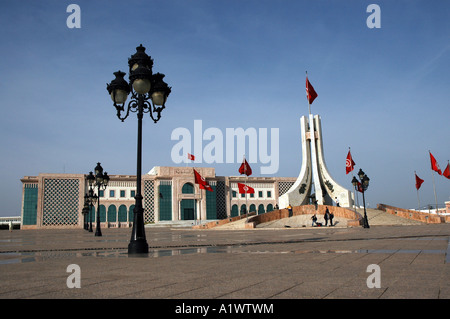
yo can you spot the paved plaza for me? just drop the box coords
[0,219,449,302]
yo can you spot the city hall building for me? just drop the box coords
[20,166,296,229]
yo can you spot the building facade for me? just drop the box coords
[20,166,297,229]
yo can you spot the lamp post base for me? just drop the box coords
[128,239,149,255]
[363,215,370,228]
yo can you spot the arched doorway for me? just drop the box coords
[107,205,117,222]
[128,205,135,223]
[258,204,265,215]
[118,205,127,222]
[180,199,195,220]
[99,205,106,222]
[231,204,238,217]
[181,183,196,220]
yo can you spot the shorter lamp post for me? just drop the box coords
[87,163,109,236]
[351,169,370,228]
[86,187,97,232]
[82,199,89,230]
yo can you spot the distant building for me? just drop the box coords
[20,166,296,229]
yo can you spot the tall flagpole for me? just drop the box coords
[350,147,358,212]
[306,71,311,115]
[429,151,439,215]
[244,155,248,221]
[431,170,439,215]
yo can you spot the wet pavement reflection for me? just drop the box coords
[1,244,448,265]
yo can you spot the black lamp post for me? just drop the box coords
[107,44,171,255]
[87,163,109,236]
[82,199,89,230]
[85,186,97,233]
[351,169,370,228]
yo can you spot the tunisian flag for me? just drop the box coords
[443,162,450,179]
[187,153,195,161]
[346,150,356,174]
[415,173,424,190]
[193,169,213,192]
[306,76,318,104]
[429,151,442,175]
[238,157,252,176]
[238,183,255,194]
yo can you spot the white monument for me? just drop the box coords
[279,114,354,208]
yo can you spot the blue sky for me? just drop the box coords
[0,0,449,217]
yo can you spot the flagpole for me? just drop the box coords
[429,151,439,215]
[431,170,439,215]
[350,147,358,212]
[306,71,311,115]
[415,171,421,211]
[244,155,248,221]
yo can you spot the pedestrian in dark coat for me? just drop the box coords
[324,207,330,226]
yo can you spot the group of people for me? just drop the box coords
[286,202,337,227]
[311,207,334,227]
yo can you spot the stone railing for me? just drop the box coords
[246,205,362,228]
[193,205,362,229]
[377,204,446,224]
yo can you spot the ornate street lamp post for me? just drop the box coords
[82,199,89,230]
[85,187,97,233]
[106,44,171,255]
[352,169,370,228]
[87,163,109,236]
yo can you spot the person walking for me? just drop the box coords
[287,204,293,217]
[335,197,340,207]
[324,207,330,226]
[311,214,317,227]
[329,210,334,226]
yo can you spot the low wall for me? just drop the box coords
[247,205,362,228]
[192,212,255,229]
[377,204,446,224]
[194,205,362,229]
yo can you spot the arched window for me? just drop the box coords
[249,204,256,213]
[182,182,194,194]
[99,205,106,222]
[267,204,274,212]
[240,204,247,215]
[108,205,117,222]
[128,205,135,223]
[231,204,238,217]
[258,204,265,215]
[89,206,95,222]
[118,205,127,222]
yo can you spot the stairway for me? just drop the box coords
[356,208,424,225]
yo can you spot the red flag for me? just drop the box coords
[346,150,355,174]
[238,157,252,176]
[188,153,195,161]
[443,162,450,179]
[193,169,213,192]
[429,152,442,175]
[306,76,318,104]
[415,173,424,190]
[237,183,255,194]
[356,181,364,193]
